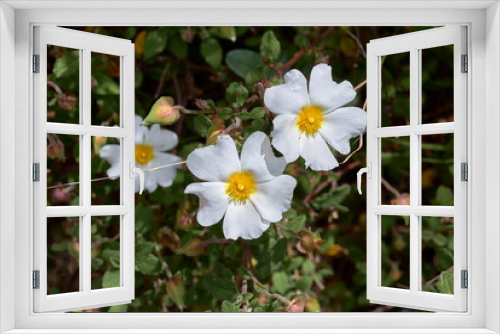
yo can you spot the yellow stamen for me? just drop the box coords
[296,105,324,136]
[135,144,155,165]
[226,171,257,203]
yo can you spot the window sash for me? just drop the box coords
[366,26,468,312]
[33,26,136,313]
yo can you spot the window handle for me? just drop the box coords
[130,161,145,195]
[357,162,371,195]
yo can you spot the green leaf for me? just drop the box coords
[436,186,453,206]
[422,230,434,242]
[108,304,127,312]
[245,71,260,88]
[260,30,281,63]
[432,233,447,247]
[168,33,188,59]
[242,293,253,301]
[272,238,288,263]
[311,184,351,211]
[250,107,266,119]
[193,114,213,137]
[143,29,167,59]
[135,242,155,259]
[436,272,454,294]
[200,38,223,69]
[53,50,80,79]
[221,300,242,312]
[272,272,290,295]
[436,248,454,271]
[92,73,120,95]
[135,254,161,275]
[102,269,120,288]
[226,82,249,108]
[109,256,120,268]
[135,204,153,233]
[279,214,306,233]
[225,49,263,79]
[296,276,313,291]
[217,108,233,120]
[203,275,238,301]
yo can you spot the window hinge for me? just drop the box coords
[33,270,40,289]
[33,54,40,73]
[33,163,40,182]
[461,270,468,289]
[461,162,468,181]
[461,54,468,73]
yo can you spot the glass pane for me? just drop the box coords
[380,52,410,127]
[381,215,410,289]
[47,134,80,206]
[91,216,121,290]
[91,136,121,205]
[381,136,410,205]
[421,133,454,206]
[421,45,454,124]
[91,52,121,127]
[421,216,454,295]
[47,217,80,295]
[47,45,80,124]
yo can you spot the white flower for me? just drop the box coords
[264,63,367,171]
[185,132,297,240]
[99,115,182,193]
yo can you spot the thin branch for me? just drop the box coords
[154,61,171,99]
[340,134,364,165]
[155,247,173,280]
[342,28,367,58]
[354,79,367,91]
[242,279,248,312]
[381,177,401,198]
[249,272,291,308]
[426,266,454,286]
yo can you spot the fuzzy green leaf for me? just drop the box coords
[225,49,263,79]
[201,38,223,69]
[143,29,168,59]
[260,30,281,63]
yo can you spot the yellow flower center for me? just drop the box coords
[135,144,155,165]
[296,105,324,136]
[226,171,257,203]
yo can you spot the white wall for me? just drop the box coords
[485,2,500,333]
[0,2,16,333]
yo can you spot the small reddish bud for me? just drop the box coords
[57,93,77,111]
[287,295,305,312]
[166,274,186,311]
[391,193,410,206]
[47,134,66,161]
[305,297,321,312]
[296,230,322,254]
[51,187,72,205]
[142,96,181,126]
[176,237,207,257]
[176,202,195,231]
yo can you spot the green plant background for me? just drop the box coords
[45,26,455,312]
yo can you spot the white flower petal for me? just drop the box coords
[99,144,121,179]
[309,64,356,113]
[241,132,286,182]
[319,107,367,155]
[144,173,158,193]
[145,124,179,152]
[186,135,240,182]
[148,152,182,188]
[135,115,147,144]
[223,202,270,240]
[271,114,301,163]
[251,175,297,222]
[185,182,229,227]
[264,69,309,115]
[299,134,339,171]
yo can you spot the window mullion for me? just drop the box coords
[409,47,421,294]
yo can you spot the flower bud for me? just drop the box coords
[391,193,410,206]
[93,136,107,155]
[47,134,66,161]
[57,93,77,111]
[287,295,305,312]
[142,96,181,126]
[296,230,322,254]
[176,202,195,231]
[166,273,186,311]
[305,297,321,312]
[51,187,71,205]
[206,123,225,145]
[176,237,207,257]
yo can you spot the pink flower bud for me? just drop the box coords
[51,186,71,205]
[142,96,181,126]
[166,274,186,311]
[287,295,305,312]
[296,230,322,254]
[176,237,207,257]
[57,93,77,111]
[47,134,66,161]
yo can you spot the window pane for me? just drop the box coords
[91,52,121,127]
[91,136,121,205]
[47,134,80,206]
[380,52,410,127]
[421,45,454,124]
[421,216,454,295]
[47,217,80,295]
[381,136,410,205]
[380,215,410,290]
[421,133,454,206]
[47,45,80,124]
[91,215,121,290]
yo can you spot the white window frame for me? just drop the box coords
[33,26,136,313]
[365,26,468,312]
[1,1,499,333]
